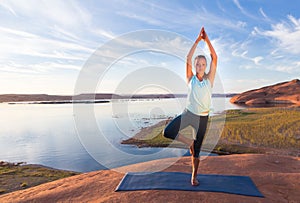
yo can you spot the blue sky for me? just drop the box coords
[0,0,299,94]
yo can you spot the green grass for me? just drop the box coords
[122,120,194,148]
[20,182,27,188]
[221,108,300,149]
[0,163,80,195]
[122,107,300,155]
[0,188,6,194]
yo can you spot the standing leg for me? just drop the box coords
[191,115,209,186]
[191,157,200,186]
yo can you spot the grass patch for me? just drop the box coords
[0,168,18,175]
[0,188,6,194]
[20,182,27,188]
[0,163,80,195]
[122,107,300,156]
[221,108,300,149]
[122,120,193,148]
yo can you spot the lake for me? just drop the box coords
[0,98,243,172]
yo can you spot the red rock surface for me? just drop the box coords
[230,79,300,106]
[0,154,299,203]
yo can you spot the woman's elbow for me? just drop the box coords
[211,54,218,63]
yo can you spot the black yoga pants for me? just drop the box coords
[163,109,209,158]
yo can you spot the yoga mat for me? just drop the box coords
[115,172,264,198]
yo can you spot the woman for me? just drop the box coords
[163,27,217,186]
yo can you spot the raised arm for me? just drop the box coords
[202,28,218,87]
[186,28,204,83]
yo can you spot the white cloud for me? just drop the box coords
[253,56,263,65]
[273,65,297,74]
[239,65,253,70]
[259,8,271,22]
[217,1,226,13]
[0,1,16,16]
[191,7,248,31]
[0,24,93,78]
[232,0,257,19]
[253,15,300,54]
[202,37,234,63]
[51,25,82,42]
[0,0,91,28]
[0,26,37,38]
[270,49,284,59]
[117,11,163,26]
[237,21,247,28]
[233,0,245,14]
[0,0,297,95]
[92,29,116,40]
[0,71,77,94]
[224,78,272,93]
[0,62,39,74]
[0,61,80,75]
[105,34,191,61]
[295,61,300,67]
[231,41,263,66]
[0,26,93,61]
[287,15,300,27]
[262,58,300,74]
[112,1,248,32]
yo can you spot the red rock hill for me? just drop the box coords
[230,79,300,106]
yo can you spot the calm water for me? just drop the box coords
[0,98,242,172]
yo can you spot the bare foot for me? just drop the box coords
[191,177,199,186]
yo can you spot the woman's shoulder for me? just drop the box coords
[204,76,212,88]
[188,74,196,84]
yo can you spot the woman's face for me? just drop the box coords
[194,57,207,75]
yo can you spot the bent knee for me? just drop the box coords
[162,128,171,139]
[163,127,176,140]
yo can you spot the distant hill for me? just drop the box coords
[0,94,71,103]
[0,93,179,103]
[230,79,300,106]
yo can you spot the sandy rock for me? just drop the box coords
[0,154,299,203]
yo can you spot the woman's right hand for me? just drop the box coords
[196,27,204,43]
[200,27,207,41]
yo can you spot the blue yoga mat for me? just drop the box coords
[115,172,264,198]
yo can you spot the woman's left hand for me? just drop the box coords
[196,27,204,43]
[200,28,207,41]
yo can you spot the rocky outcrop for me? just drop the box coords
[0,155,299,202]
[230,79,300,106]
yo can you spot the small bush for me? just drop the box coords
[20,182,28,188]
[0,188,6,194]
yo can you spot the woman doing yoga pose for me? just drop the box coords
[163,27,217,186]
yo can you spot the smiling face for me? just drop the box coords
[194,56,207,76]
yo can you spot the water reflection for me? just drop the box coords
[0,98,239,172]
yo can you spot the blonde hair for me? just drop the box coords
[194,55,207,64]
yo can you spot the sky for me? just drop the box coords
[0,0,299,95]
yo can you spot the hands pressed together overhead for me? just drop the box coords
[187,26,217,86]
[196,27,208,43]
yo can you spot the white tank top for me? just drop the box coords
[186,75,212,116]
